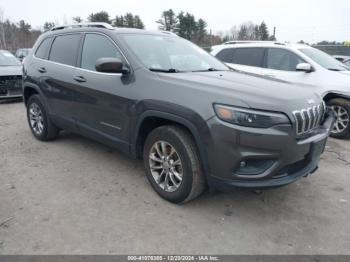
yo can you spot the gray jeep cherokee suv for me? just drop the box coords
[23,23,335,203]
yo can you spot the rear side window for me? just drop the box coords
[266,48,304,71]
[35,38,52,59]
[49,34,81,66]
[216,48,234,63]
[80,34,122,71]
[232,48,265,67]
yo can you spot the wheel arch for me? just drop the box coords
[131,107,212,178]
[23,84,52,113]
[323,92,350,103]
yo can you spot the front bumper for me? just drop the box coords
[0,75,23,99]
[206,112,335,190]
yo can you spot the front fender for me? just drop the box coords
[130,100,213,177]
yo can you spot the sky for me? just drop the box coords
[0,0,349,43]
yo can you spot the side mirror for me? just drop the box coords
[95,57,129,74]
[296,63,313,73]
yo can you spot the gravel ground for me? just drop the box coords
[0,100,349,255]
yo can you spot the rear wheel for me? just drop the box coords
[26,95,59,141]
[143,125,206,203]
[328,98,350,139]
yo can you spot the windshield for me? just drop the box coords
[121,34,228,72]
[0,51,21,66]
[299,47,350,71]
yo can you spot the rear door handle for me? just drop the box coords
[38,67,46,73]
[73,76,87,83]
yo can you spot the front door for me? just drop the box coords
[71,33,133,151]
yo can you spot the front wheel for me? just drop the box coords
[143,125,206,203]
[328,98,350,139]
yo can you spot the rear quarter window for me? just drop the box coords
[35,37,53,60]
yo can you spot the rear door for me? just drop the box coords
[71,33,132,150]
[227,47,266,75]
[40,33,82,128]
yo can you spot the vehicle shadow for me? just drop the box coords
[53,130,320,218]
[0,98,23,104]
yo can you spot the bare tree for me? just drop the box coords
[0,8,7,49]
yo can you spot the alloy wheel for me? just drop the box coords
[29,102,44,135]
[149,141,183,192]
[331,105,349,134]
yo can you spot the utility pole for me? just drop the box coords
[273,26,276,39]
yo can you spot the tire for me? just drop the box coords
[327,98,350,139]
[26,95,59,141]
[143,125,206,203]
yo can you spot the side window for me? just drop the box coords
[216,48,234,63]
[35,38,52,60]
[49,34,81,66]
[232,48,265,67]
[266,48,304,71]
[81,34,122,71]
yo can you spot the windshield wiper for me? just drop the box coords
[192,68,222,72]
[328,68,342,71]
[149,68,179,73]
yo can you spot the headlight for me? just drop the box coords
[214,104,290,128]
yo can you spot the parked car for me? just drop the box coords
[211,42,350,138]
[23,23,334,203]
[15,48,31,62]
[333,55,350,67]
[0,50,23,100]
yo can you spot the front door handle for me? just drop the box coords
[38,67,46,73]
[73,76,87,83]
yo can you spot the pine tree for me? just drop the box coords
[197,18,207,42]
[43,22,55,31]
[87,11,110,24]
[124,13,135,28]
[156,9,178,32]
[134,15,145,29]
[238,25,248,40]
[258,21,269,40]
[72,16,83,23]
[176,12,197,40]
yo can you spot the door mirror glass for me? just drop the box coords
[95,57,128,74]
[296,63,313,72]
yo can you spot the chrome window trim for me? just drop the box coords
[32,31,132,76]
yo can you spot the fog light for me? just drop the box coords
[235,159,275,176]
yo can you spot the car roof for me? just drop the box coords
[215,42,311,50]
[43,23,177,38]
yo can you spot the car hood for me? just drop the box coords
[0,65,23,76]
[316,70,350,97]
[156,70,322,117]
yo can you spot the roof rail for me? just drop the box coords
[50,22,114,31]
[223,40,287,46]
[224,40,276,45]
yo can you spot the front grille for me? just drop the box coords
[292,102,326,136]
[0,75,22,89]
